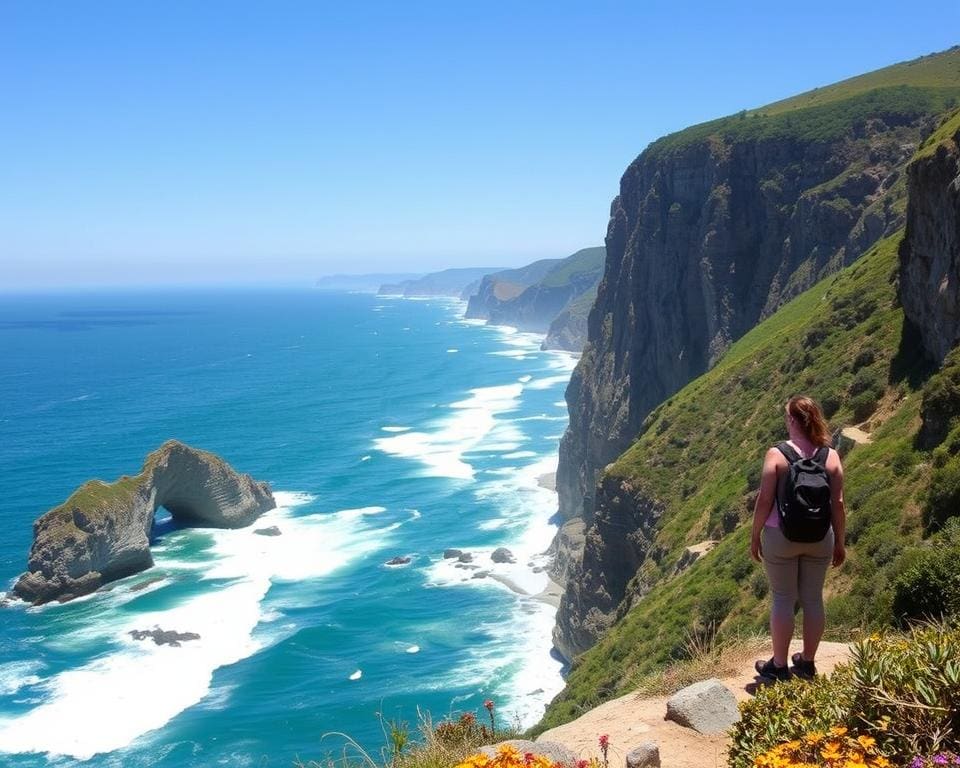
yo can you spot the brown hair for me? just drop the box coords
[786,395,831,447]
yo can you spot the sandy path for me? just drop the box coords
[537,640,850,768]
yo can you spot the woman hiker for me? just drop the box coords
[750,395,846,681]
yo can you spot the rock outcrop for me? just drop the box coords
[13,440,275,605]
[664,679,740,735]
[899,112,960,364]
[464,259,563,320]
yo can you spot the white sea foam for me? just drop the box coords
[374,383,524,479]
[518,375,532,383]
[0,661,43,697]
[447,348,459,353]
[361,455,372,461]
[0,492,393,761]
[526,374,572,390]
[381,426,411,433]
[349,670,362,681]
[406,645,420,654]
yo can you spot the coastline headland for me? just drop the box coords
[12,440,275,605]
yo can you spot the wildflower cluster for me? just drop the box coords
[434,713,483,747]
[754,727,890,768]
[456,745,563,768]
[910,754,960,768]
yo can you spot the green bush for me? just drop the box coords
[729,623,960,767]
[892,545,960,625]
[925,454,960,532]
[851,391,880,421]
[849,366,885,397]
[697,581,737,630]
[728,670,854,768]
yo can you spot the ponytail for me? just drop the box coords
[786,395,831,447]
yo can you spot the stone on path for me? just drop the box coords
[626,743,661,768]
[482,739,577,766]
[664,678,739,735]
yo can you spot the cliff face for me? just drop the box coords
[12,441,275,605]
[464,259,562,320]
[466,248,605,350]
[899,112,960,364]
[557,118,924,529]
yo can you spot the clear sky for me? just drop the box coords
[2,1,958,289]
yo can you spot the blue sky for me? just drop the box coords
[2,2,958,289]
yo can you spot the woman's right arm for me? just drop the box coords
[828,448,846,567]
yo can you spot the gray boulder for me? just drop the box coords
[443,548,463,559]
[458,552,474,563]
[254,526,282,536]
[482,739,577,766]
[491,547,516,564]
[626,743,660,768]
[665,678,739,735]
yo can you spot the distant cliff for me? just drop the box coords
[379,267,504,298]
[553,47,960,660]
[465,248,605,351]
[13,441,275,605]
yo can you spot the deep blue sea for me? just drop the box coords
[0,290,572,767]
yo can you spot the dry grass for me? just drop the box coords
[628,630,769,698]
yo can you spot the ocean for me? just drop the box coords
[0,289,571,767]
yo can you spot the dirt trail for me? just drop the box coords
[538,641,850,768]
[841,426,873,444]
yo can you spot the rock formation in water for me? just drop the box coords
[899,112,960,365]
[13,440,275,605]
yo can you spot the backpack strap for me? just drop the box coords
[775,442,801,463]
[813,446,830,465]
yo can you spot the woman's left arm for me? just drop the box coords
[750,448,781,563]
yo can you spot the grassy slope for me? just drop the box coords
[537,230,940,730]
[646,47,960,157]
[539,247,605,289]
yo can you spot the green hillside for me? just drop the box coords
[538,218,957,728]
[540,247,605,289]
[647,47,960,157]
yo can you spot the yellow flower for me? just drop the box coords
[844,758,868,768]
[829,726,848,737]
[821,741,842,761]
[804,731,825,744]
[870,758,891,768]
[856,736,876,750]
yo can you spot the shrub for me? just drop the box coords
[729,624,960,767]
[849,367,885,397]
[918,350,960,449]
[697,582,737,631]
[851,391,880,421]
[753,727,890,768]
[892,525,960,625]
[728,671,855,768]
[925,455,960,533]
[848,627,960,756]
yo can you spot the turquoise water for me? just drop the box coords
[0,290,571,767]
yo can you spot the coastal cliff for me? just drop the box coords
[13,440,275,604]
[465,248,605,351]
[899,110,960,364]
[552,48,960,659]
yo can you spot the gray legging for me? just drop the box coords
[761,525,834,623]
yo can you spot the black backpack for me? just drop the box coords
[775,442,832,542]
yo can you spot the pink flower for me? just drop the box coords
[577,761,589,768]
[598,735,609,749]
[484,699,495,711]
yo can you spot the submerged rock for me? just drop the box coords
[385,556,412,566]
[443,548,463,559]
[491,547,516,564]
[254,526,282,537]
[129,629,201,647]
[13,440,275,605]
[457,552,474,563]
